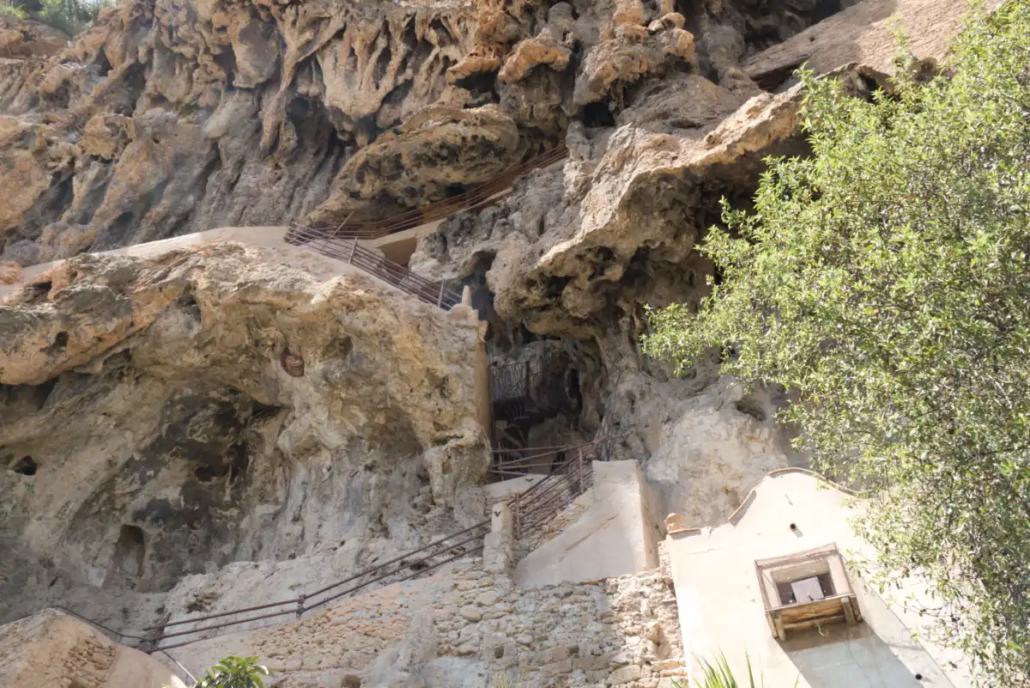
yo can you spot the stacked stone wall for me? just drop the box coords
[243,559,684,688]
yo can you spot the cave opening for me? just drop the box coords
[815,0,844,21]
[213,46,238,87]
[95,48,113,78]
[13,456,37,476]
[230,442,249,483]
[287,96,313,131]
[112,524,146,581]
[582,101,616,128]
[452,70,499,95]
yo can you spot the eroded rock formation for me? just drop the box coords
[410,0,996,521]
[0,0,999,683]
[0,243,488,632]
[0,0,862,266]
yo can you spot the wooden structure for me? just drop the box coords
[755,543,862,640]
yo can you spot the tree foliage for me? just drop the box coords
[193,655,271,688]
[643,2,1030,684]
[1,0,111,35]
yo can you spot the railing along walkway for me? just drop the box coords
[506,436,616,540]
[9,521,490,654]
[293,145,569,240]
[11,436,619,657]
[285,225,462,309]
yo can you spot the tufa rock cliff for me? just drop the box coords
[0,0,859,267]
[0,0,997,683]
[0,240,488,633]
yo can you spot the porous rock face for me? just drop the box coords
[412,0,988,523]
[0,244,488,631]
[0,0,848,267]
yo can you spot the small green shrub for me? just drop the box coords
[192,655,271,688]
[672,653,798,688]
[0,2,27,20]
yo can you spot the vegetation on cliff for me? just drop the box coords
[0,0,110,35]
[644,2,1030,684]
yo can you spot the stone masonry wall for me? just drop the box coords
[229,559,685,688]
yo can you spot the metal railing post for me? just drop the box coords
[578,448,586,496]
[513,493,521,539]
[348,238,357,264]
[437,282,445,307]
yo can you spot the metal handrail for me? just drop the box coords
[5,520,489,655]
[300,146,568,240]
[505,434,621,539]
[144,520,489,652]
[285,227,462,310]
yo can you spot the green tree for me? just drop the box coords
[0,0,111,35]
[193,655,270,688]
[643,2,1030,684]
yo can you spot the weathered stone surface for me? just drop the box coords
[0,0,861,264]
[745,0,1005,89]
[0,609,184,688]
[0,260,19,284]
[173,563,683,688]
[306,104,522,225]
[0,242,488,631]
[572,24,696,107]
[498,29,571,84]
[413,81,804,340]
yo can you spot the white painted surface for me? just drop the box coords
[665,472,974,687]
[513,460,660,588]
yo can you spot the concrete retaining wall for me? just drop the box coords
[513,460,660,588]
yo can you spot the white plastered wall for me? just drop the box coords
[665,471,975,688]
[513,460,660,588]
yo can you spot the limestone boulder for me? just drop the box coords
[572,25,696,107]
[0,610,184,688]
[498,28,571,84]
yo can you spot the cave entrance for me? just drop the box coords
[582,101,616,128]
[12,456,37,476]
[110,524,146,584]
[488,343,584,478]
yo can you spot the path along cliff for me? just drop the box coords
[0,0,1000,686]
